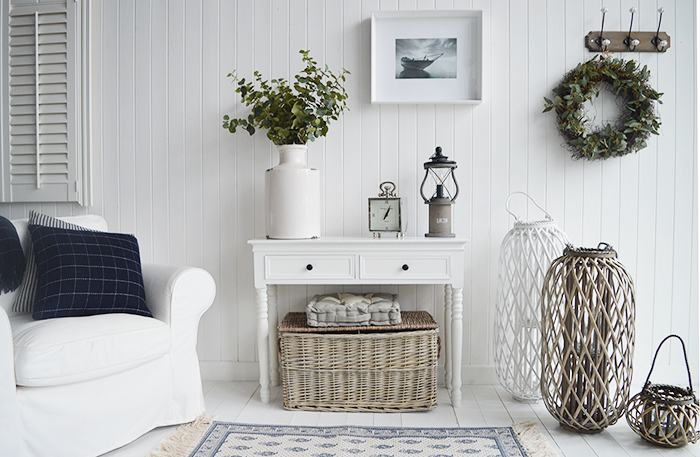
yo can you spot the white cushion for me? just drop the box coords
[11,313,170,387]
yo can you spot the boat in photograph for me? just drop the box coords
[400,53,443,71]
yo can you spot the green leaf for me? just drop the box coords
[221,49,349,144]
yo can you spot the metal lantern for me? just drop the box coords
[541,243,635,433]
[493,192,569,402]
[419,147,458,237]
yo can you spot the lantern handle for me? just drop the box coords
[644,334,694,392]
[419,173,430,203]
[452,173,460,202]
[505,192,553,223]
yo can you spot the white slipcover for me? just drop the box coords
[0,215,216,457]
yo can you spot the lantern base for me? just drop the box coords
[426,201,454,237]
[560,424,605,434]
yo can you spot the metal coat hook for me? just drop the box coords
[623,8,640,51]
[585,6,670,53]
[652,8,669,52]
[595,8,611,51]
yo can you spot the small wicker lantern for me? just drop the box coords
[626,335,700,447]
[541,243,635,433]
[494,192,569,402]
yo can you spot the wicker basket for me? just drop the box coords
[278,311,439,412]
[626,335,700,447]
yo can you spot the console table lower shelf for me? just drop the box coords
[248,237,468,407]
[278,311,439,412]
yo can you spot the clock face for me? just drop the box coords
[369,198,401,232]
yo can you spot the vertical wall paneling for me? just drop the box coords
[167,0,186,267]
[184,0,203,270]
[117,1,135,234]
[343,0,364,238]
[471,0,500,369]
[235,0,255,365]
[634,0,661,369]
[150,0,170,265]
[544,0,567,242]
[100,0,119,229]
[201,0,222,362]
[134,0,153,260]
[0,0,695,386]
[651,0,676,363]
[670,0,696,368]
[218,0,237,366]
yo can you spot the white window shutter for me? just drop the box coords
[1,0,90,205]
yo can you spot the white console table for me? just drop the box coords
[248,237,468,407]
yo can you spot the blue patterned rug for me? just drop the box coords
[178,421,552,457]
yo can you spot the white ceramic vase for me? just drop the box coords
[265,144,320,239]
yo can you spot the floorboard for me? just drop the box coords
[373,411,403,427]
[103,382,700,457]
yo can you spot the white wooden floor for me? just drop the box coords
[104,381,700,457]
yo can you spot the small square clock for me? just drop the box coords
[369,197,402,233]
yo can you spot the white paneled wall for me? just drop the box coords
[1,0,696,385]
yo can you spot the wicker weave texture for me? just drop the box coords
[494,219,568,402]
[626,389,700,447]
[279,310,438,333]
[279,325,439,412]
[626,335,700,447]
[541,245,635,432]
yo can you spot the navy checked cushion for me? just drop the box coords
[13,211,95,313]
[29,224,151,320]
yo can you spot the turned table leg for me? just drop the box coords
[450,287,464,407]
[444,285,453,397]
[267,285,279,387]
[255,287,271,403]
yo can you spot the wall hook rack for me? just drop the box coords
[585,6,670,53]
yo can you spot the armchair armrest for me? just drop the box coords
[141,264,216,328]
[141,264,216,421]
[0,307,25,456]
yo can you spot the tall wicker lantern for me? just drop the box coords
[494,193,569,402]
[541,243,635,433]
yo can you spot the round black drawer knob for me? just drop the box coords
[306,264,313,271]
[402,264,409,271]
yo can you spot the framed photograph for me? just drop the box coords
[371,10,482,104]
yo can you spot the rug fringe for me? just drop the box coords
[514,421,560,457]
[148,413,216,457]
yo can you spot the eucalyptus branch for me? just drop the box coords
[222,50,350,146]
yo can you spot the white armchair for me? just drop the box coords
[0,215,215,457]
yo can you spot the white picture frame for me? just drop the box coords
[371,10,483,104]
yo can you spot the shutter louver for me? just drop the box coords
[2,0,86,204]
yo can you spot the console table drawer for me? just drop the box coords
[265,255,355,281]
[359,255,451,281]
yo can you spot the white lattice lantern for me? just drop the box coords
[494,192,569,402]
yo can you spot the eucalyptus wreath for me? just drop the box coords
[544,55,662,160]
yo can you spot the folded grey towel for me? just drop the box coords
[306,292,401,327]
